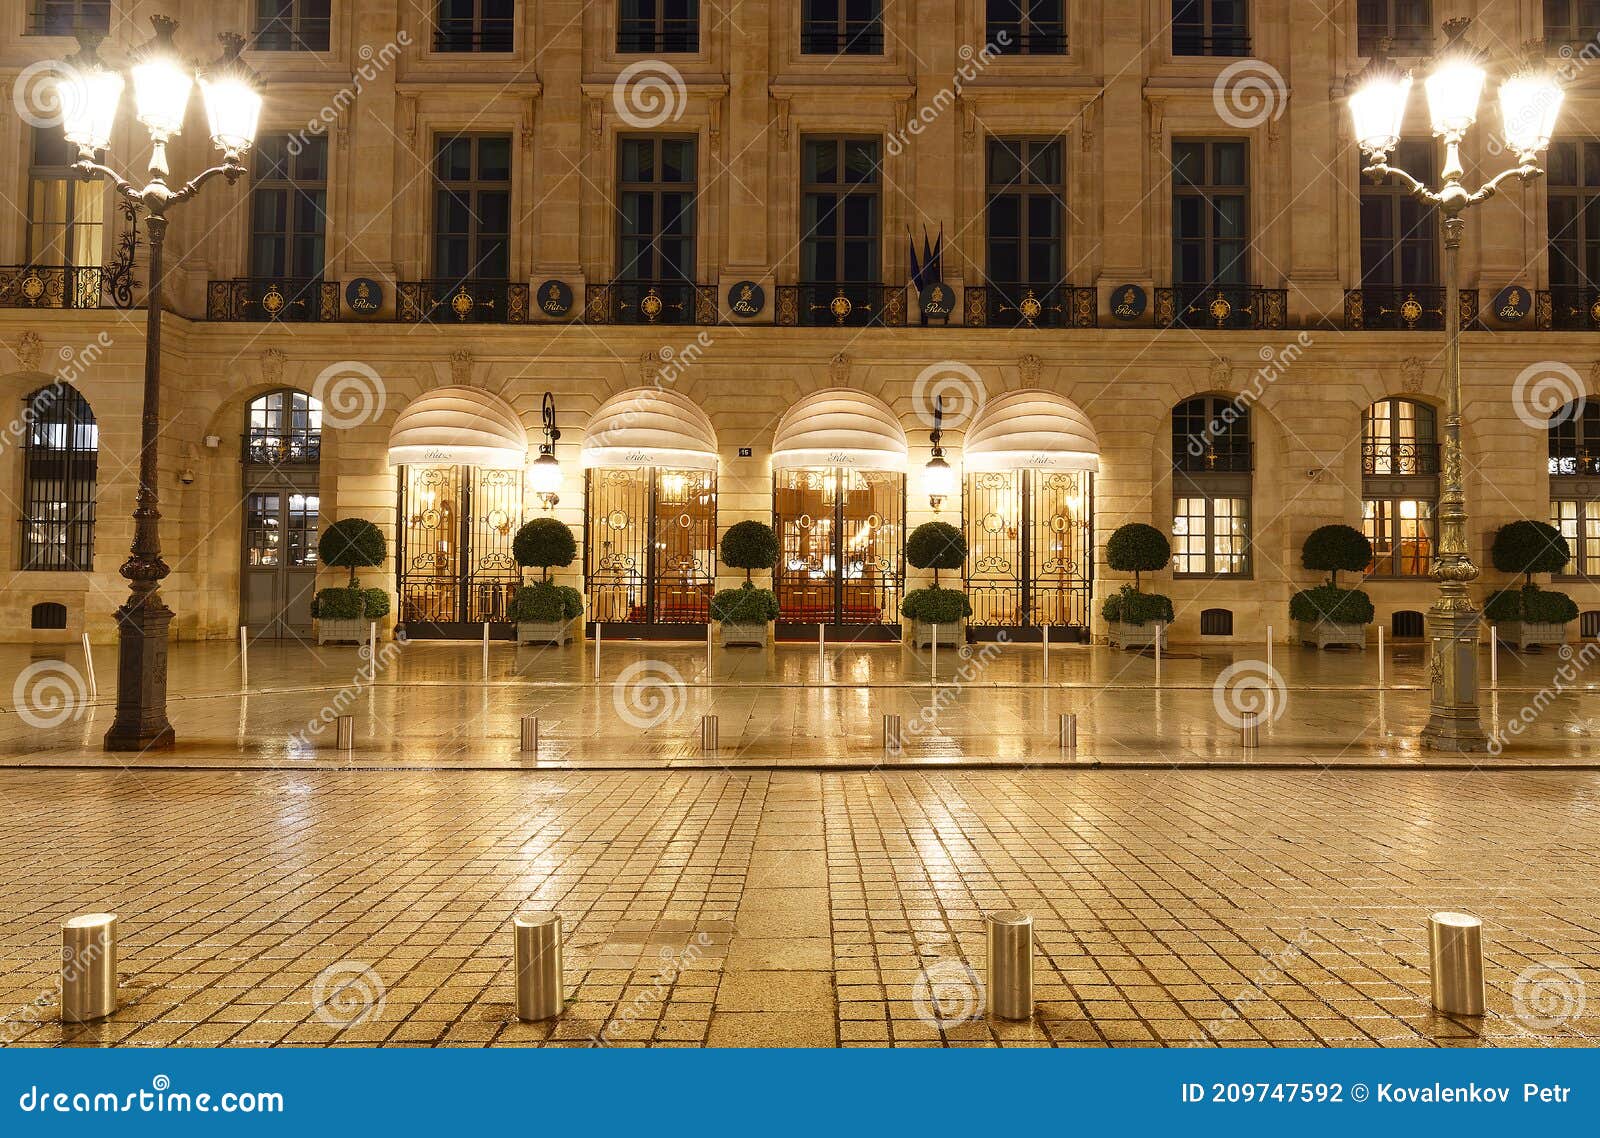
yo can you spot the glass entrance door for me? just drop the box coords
[397,464,523,634]
[586,466,717,628]
[242,489,320,637]
[774,467,904,631]
[965,469,1093,638]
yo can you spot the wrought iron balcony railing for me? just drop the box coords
[964,282,1096,328]
[1357,28,1432,56]
[1171,29,1251,56]
[1550,452,1600,477]
[1536,286,1600,331]
[585,280,716,325]
[776,283,906,327]
[0,265,104,309]
[1155,285,1287,330]
[1173,443,1254,476]
[800,23,885,54]
[397,279,530,324]
[986,24,1067,54]
[207,279,340,322]
[617,21,700,53]
[1344,286,1477,331]
[1363,441,1441,477]
[433,24,514,52]
[26,1,109,36]
[244,433,322,467]
[252,19,332,52]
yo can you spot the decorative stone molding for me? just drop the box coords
[1018,353,1043,384]
[1589,360,1600,390]
[586,96,603,149]
[640,350,661,385]
[829,352,851,385]
[1209,356,1232,388]
[1080,97,1097,153]
[1400,356,1425,393]
[1145,95,1164,154]
[709,96,723,157]
[260,347,286,385]
[450,350,474,384]
[13,330,43,372]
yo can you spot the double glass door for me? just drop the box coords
[586,467,717,627]
[964,469,1093,637]
[242,484,320,637]
[774,467,904,629]
[396,465,523,633]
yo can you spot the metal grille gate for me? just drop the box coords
[964,469,1093,638]
[585,467,717,628]
[397,465,522,634]
[774,468,905,631]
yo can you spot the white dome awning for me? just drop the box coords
[581,387,719,472]
[771,388,908,472]
[963,389,1100,472]
[386,387,528,468]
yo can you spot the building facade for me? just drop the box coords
[0,0,1598,645]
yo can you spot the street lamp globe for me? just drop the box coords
[1499,57,1564,163]
[130,16,194,142]
[57,51,123,156]
[199,34,263,156]
[1349,57,1411,159]
[1423,20,1487,137]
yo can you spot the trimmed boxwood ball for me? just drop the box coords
[1301,524,1372,589]
[711,582,780,623]
[311,586,390,621]
[1484,585,1579,626]
[319,518,386,587]
[906,521,968,587]
[720,520,779,583]
[513,518,577,580]
[1288,585,1375,626]
[1101,585,1174,626]
[1105,523,1170,591]
[508,581,584,622]
[901,587,972,624]
[1490,520,1571,585]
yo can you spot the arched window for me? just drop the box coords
[245,389,321,466]
[1171,395,1251,576]
[20,384,96,571]
[1362,399,1437,577]
[1548,398,1600,576]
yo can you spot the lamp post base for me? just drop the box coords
[102,588,176,752]
[1420,605,1489,752]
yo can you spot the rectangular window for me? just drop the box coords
[985,139,1064,290]
[433,134,512,281]
[1171,139,1248,288]
[1173,495,1249,576]
[1360,139,1437,286]
[1552,499,1600,577]
[1545,0,1600,49]
[619,0,699,53]
[1356,0,1432,56]
[1548,140,1600,290]
[617,137,697,282]
[1363,497,1435,577]
[801,0,884,55]
[1172,0,1249,56]
[435,0,514,52]
[249,135,329,280]
[986,0,1066,55]
[26,128,103,270]
[254,0,332,51]
[801,137,882,284]
[25,1,109,36]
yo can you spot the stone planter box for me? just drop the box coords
[517,616,580,645]
[315,618,370,645]
[1297,620,1367,650]
[719,621,771,648]
[1494,621,1569,651]
[911,621,963,649]
[1107,621,1167,651]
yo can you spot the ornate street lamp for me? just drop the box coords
[51,18,262,751]
[924,395,957,513]
[1348,22,1562,751]
[530,392,562,510]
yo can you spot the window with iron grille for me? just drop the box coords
[1173,395,1251,475]
[246,390,323,467]
[1172,0,1249,56]
[435,0,514,52]
[986,0,1066,54]
[1171,140,1248,289]
[986,139,1064,291]
[617,137,697,282]
[433,135,512,281]
[250,136,329,280]
[1172,397,1251,578]
[20,385,96,572]
[1391,609,1425,638]
[25,1,109,36]
[801,0,884,55]
[1363,398,1437,475]
[254,0,332,51]
[27,128,103,270]
[1200,608,1234,636]
[31,602,68,630]
[1363,400,1437,577]
[1360,139,1437,287]
[1356,0,1432,56]
[1545,0,1600,49]
[801,138,881,285]
[1547,140,1600,291]
[619,0,699,52]
[1582,609,1600,638]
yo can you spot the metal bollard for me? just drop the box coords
[61,913,118,1023]
[883,713,903,756]
[700,714,719,756]
[986,910,1034,1021]
[1239,710,1259,748]
[1059,711,1078,753]
[335,715,355,750]
[1429,911,1485,1016]
[513,911,564,1021]
[520,716,540,754]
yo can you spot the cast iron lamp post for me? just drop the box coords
[51,17,262,751]
[1348,20,1562,750]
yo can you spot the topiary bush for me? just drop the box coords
[720,520,780,583]
[1301,524,1373,589]
[1288,584,1375,626]
[711,582,780,624]
[513,518,578,581]
[1490,520,1571,586]
[508,580,584,623]
[901,586,972,624]
[1106,523,1170,592]
[319,518,386,587]
[1484,584,1579,626]
[311,586,390,621]
[905,521,968,587]
[1101,584,1174,626]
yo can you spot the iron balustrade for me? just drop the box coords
[800,21,884,54]
[0,266,104,310]
[617,20,700,53]
[19,519,94,572]
[433,24,514,52]
[206,278,339,322]
[397,279,530,323]
[1537,286,1600,330]
[1550,451,1600,477]
[1155,285,1287,330]
[1173,441,1254,475]
[987,24,1067,54]
[776,283,906,327]
[25,0,109,36]
[585,280,717,325]
[252,18,332,52]
[243,432,322,467]
[1363,440,1441,476]
[964,282,1096,328]
[1344,285,1477,331]
[1171,29,1251,56]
